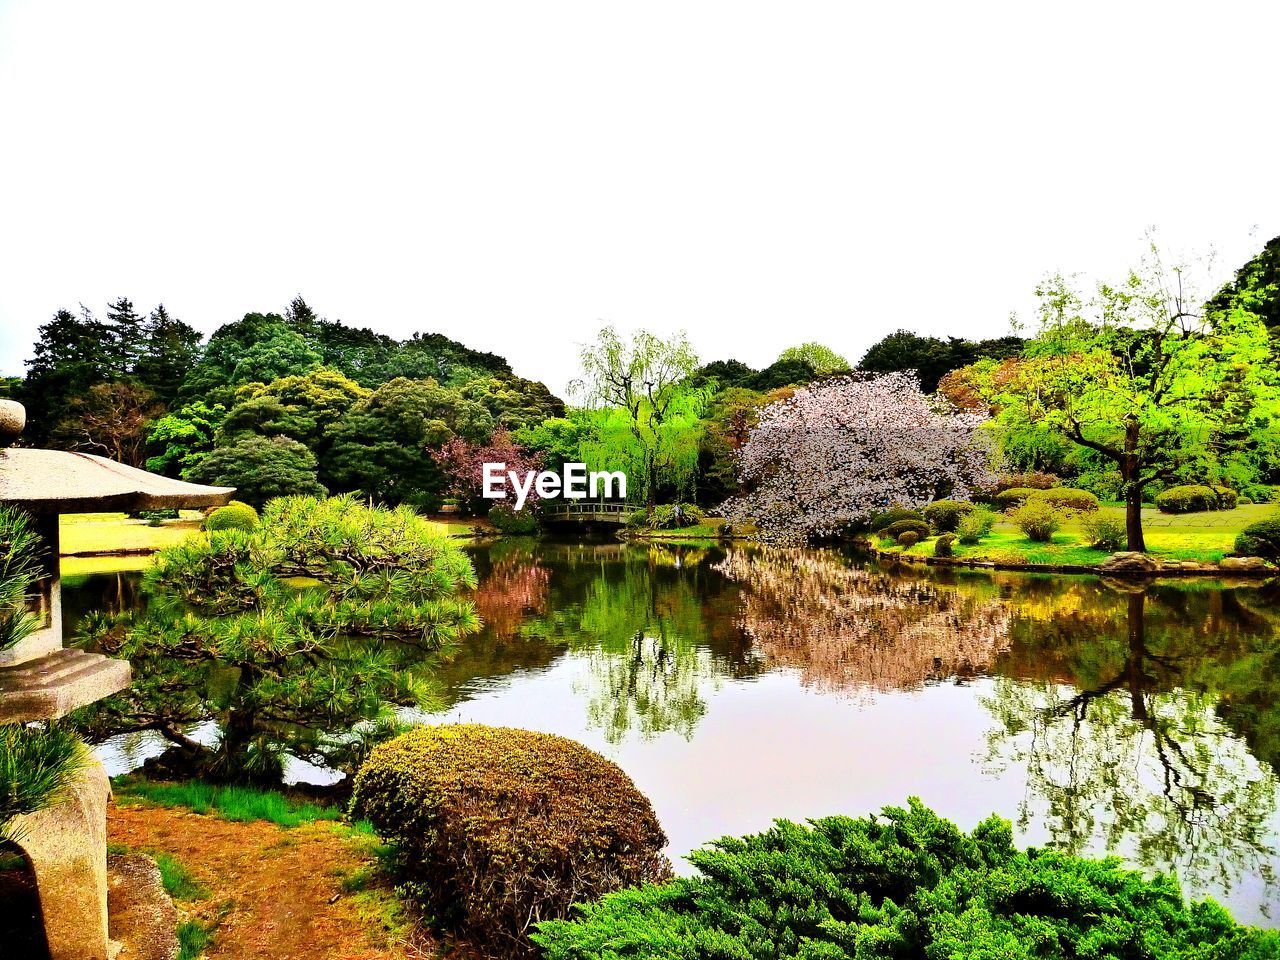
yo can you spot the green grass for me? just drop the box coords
[885,503,1280,566]
[152,851,209,901]
[176,919,214,960]
[633,520,727,539]
[60,512,205,556]
[112,777,344,828]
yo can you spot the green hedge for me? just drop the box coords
[880,518,930,541]
[533,799,1278,960]
[1030,487,1100,512]
[922,499,974,532]
[993,487,1039,509]
[1156,484,1236,514]
[1235,517,1280,559]
[351,724,670,956]
[489,504,540,534]
[869,507,925,532]
[204,501,259,532]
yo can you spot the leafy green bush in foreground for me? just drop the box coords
[533,799,1279,960]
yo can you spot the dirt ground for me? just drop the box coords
[109,802,446,960]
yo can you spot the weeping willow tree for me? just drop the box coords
[572,326,707,509]
[77,495,479,783]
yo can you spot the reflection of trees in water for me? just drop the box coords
[713,548,1011,695]
[985,586,1280,900]
[471,542,551,640]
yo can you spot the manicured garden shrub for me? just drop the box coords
[204,501,259,532]
[896,531,919,548]
[933,533,957,557]
[648,503,704,529]
[1156,484,1223,514]
[868,507,925,532]
[922,499,974,532]
[996,470,1058,491]
[1080,511,1127,551]
[488,504,540,535]
[880,518,930,541]
[956,507,996,545]
[1030,487,1100,512]
[993,487,1038,509]
[625,509,649,528]
[1235,517,1280,560]
[533,799,1278,960]
[1214,485,1240,510]
[351,724,671,956]
[1011,501,1061,542]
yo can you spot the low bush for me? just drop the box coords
[1214,485,1240,510]
[933,533,957,557]
[1030,487,1100,512]
[647,503,704,530]
[956,507,996,545]
[1156,484,1224,514]
[351,725,671,956]
[1235,517,1280,560]
[1010,501,1061,542]
[625,509,649,528]
[880,518,930,541]
[993,487,1038,509]
[896,531,919,548]
[1080,512,1127,551]
[204,501,259,532]
[922,499,974,532]
[533,799,1278,960]
[488,504,540,535]
[996,471,1058,491]
[868,507,925,532]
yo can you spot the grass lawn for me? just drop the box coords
[113,776,345,828]
[633,520,727,539]
[887,503,1280,566]
[60,511,206,555]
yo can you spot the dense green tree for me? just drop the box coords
[134,304,202,402]
[696,386,768,504]
[860,329,1024,392]
[573,326,705,509]
[77,496,479,782]
[1209,235,1280,331]
[980,253,1280,550]
[180,313,322,400]
[327,377,493,508]
[776,341,850,375]
[459,374,566,432]
[185,434,326,507]
[104,296,147,377]
[20,307,115,442]
[511,413,596,474]
[695,359,757,389]
[746,356,816,391]
[144,401,226,476]
[218,369,368,469]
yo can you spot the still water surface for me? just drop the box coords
[66,540,1280,924]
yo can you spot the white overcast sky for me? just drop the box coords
[1,1,1278,396]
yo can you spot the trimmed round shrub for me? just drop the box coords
[1235,517,1280,560]
[625,509,648,528]
[1080,511,1126,551]
[993,487,1038,509]
[1214,486,1240,510]
[880,518,930,541]
[1156,484,1222,514]
[1010,501,1061,542]
[648,503,704,530]
[205,501,259,532]
[922,499,975,533]
[956,507,996,545]
[896,531,920,548]
[351,724,671,956]
[1030,487,1099,512]
[488,504,540,535]
[995,471,1058,492]
[869,507,925,532]
[933,533,957,557]
[533,800,1278,960]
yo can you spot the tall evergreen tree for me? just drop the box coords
[105,296,147,376]
[20,307,114,442]
[135,303,202,402]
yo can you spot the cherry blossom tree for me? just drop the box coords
[432,428,542,513]
[721,372,995,540]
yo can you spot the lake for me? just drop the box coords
[67,538,1280,924]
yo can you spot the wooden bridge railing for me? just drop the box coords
[540,501,634,520]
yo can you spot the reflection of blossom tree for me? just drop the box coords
[984,590,1279,901]
[472,543,551,640]
[713,547,1011,695]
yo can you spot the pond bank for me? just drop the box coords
[866,543,1276,578]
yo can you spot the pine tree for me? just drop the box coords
[134,303,202,402]
[105,296,147,376]
[20,307,114,442]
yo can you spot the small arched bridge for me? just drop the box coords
[540,501,633,526]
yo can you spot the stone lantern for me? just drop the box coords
[0,399,233,960]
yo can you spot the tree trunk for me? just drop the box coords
[1121,417,1146,552]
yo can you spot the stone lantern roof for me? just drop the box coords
[0,399,234,513]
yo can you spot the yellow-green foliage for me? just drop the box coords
[1030,487,1100,512]
[205,500,259,532]
[351,724,671,956]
